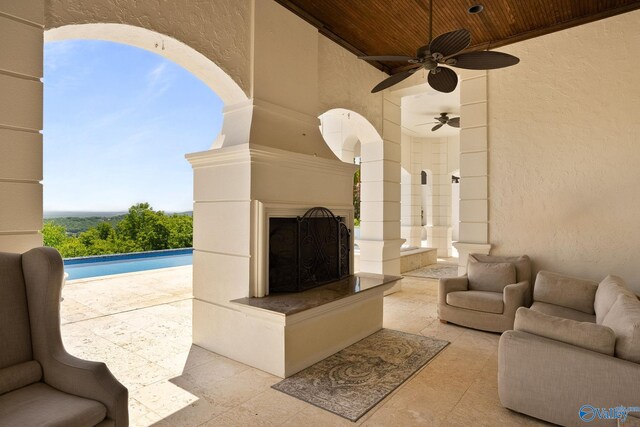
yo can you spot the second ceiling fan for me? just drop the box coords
[417,113,460,132]
[359,0,520,94]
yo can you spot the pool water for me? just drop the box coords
[64,249,193,280]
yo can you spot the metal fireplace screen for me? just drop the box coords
[269,207,350,293]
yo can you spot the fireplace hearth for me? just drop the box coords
[269,207,350,293]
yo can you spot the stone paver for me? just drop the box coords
[61,267,549,426]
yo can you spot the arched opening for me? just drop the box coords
[450,169,460,257]
[421,169,434,242]
[43,23,249,397]
[450,169,460,241]
[319,108,383,272]
[46,24,247,106]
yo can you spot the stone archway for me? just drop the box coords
[46,23,250,149]
[47,24,247,106]
[319,108,401,275]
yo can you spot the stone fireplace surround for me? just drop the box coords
[188,143,400,377]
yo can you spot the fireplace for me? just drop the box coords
[269,207,350,293]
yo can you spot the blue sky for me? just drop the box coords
[44,40,224,212]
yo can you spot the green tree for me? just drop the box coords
[43,202,193,257]
[42,222,68,248]
[166,214,193,248]
[117,203,170,251]
[58,239,88,258]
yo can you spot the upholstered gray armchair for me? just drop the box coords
[438,254,532,332]
[0,247,128,426]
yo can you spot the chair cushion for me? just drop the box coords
[533,271,598,314]
[0,360,42,395]
[602,294,640,363]
[0,382,106,427]
[467,261,516,293]
[594,275,637,324]
[447,290,504,314]
[0,252,33,369]
[530,302,596,323]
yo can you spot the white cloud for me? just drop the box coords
[44,40,84,72]
[146,62,174,98]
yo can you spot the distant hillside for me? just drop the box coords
[44,211,126,219]
[45,215,125,235]
[45,211,193,235]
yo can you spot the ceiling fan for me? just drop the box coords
[416,113,460,131]
[359,0,519,94]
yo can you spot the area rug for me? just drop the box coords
[271,329,449,422]
[404,264,459,279]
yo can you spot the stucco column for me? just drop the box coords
[0,3,44,253]
[358,96,403,276]
[453,70,491,272]
[400,135,423,248]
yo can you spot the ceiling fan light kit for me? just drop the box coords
[360,0,519,94]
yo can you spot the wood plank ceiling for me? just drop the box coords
[274,0,640,73]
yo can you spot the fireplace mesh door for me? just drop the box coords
[269,207,350,293]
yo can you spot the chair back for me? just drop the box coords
[0,252,33,369]
[469,254,532,305]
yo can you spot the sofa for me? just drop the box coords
[499,271,640,426]
[0,247,128,426]
[438,254,531,333]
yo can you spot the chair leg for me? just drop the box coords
[439,319,448,324]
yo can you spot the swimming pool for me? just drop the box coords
[64,248,193,280]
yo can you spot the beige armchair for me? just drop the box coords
[438,254,531,332]
[499,272,640,426]
[0,247,128,426]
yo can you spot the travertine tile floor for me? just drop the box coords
[61,267,549,426]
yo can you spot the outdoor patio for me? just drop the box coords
[60,267,547,426]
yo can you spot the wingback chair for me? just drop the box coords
[438,254,532,332]
[0,247,128,426]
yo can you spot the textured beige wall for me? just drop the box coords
[488,10,640,292]
[318,36,385,135]
[45,0,253,95]
[0,2,44,252]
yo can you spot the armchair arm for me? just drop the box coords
[21,247,128,426]
[499,330,640,427]
[438,275,468,305]
[514,307,616,355]
[46,350,128,425]
[503,281,529,316]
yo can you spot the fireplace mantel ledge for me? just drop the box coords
[230,273,401,325]
[186,144,358,176]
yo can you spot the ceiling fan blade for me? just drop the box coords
[416,121,438,127]
[431,123,444,131]
[427,67,458,93]
[358,55,416,62]
[448,51,520,70]
[447,117,460,128]
[371,69,417,93]
[429,29,471,58]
